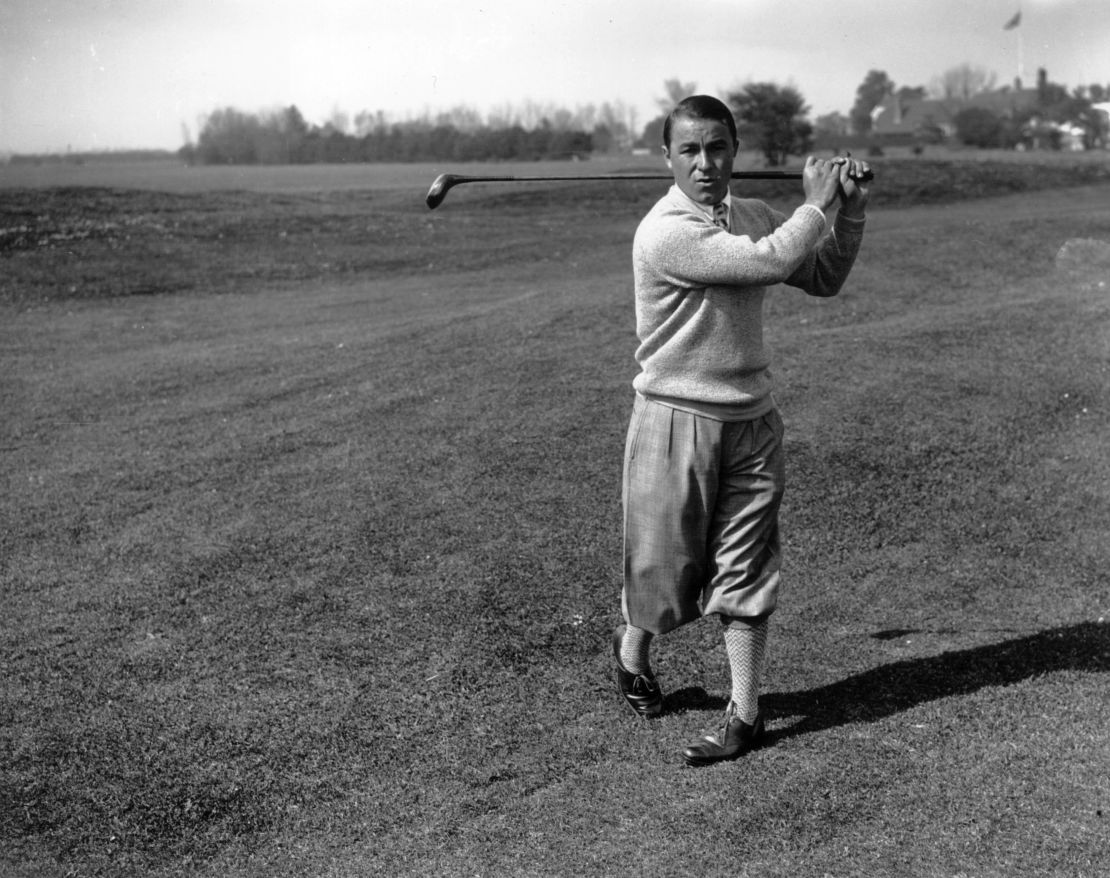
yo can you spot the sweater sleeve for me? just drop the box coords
[782,211,867,298]
[635,201,827,289]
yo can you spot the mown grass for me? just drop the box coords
[2,158,1109,877]
[4,155,1110,309]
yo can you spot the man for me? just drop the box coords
[613,95,869,767]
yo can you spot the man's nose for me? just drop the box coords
[695,149,711,168]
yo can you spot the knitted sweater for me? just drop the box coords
[632,184,865,411]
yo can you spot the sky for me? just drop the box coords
[1,0,1109,154]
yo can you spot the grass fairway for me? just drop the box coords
[2,160,1110,877]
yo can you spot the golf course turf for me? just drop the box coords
[2,154,1108,876]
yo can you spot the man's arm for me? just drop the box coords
[785,157,870,298]
[636,205,827,289]
[635,158,860,290]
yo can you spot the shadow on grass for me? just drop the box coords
[754,621,1109,742]
[663,687,729,714]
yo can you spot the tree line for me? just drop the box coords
[183,69,1110,167]
[182,82,817,168]
[181,102,637,166]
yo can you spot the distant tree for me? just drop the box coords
[619,101,639,151]
[550,128,593,159]
[548,107,576,131]
[249,105,311,163]
[279,106,310,158]
[1089,109,1110,150]
[625,106,640,149]
[1035,68,1070,114]
[513,99,570,130]
[436,105,483,132]
[930,64,997,101]
[1081,84,1110,148]
[573,104,597,131]
[190,99,613,164]
[729,82,813,166]
[657,78,697,113]
[354,109,388,138]
[640,115,666,150]
[814,111,850,138]
[196,107,261,163]
[596,101,634,152]
[850,70,894,134]
[896,85,927,102]
[954,106,1004,147]
[639,79,698,150]
[178,122,196,164]
[326,107,351,136]
[591,124,615,153]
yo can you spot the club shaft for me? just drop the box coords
[443,172,800,183]
[425,169,835,209]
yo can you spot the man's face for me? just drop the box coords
[663,115,738,206]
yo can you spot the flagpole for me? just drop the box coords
[1005,7,1025,87]
[1017,5,1025,86]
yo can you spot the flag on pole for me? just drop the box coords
[1004,11,1021,30]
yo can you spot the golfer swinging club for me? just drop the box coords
[614,95,870,766]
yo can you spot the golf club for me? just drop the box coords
[425,167,874,209]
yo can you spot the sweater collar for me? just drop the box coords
[669,184,731,221]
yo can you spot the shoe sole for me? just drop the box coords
[682,741,763,767]
[682,720,766,767]
[618,686,662,719]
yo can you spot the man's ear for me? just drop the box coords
[662,144,672,169]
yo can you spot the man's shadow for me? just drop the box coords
[665,621,1109,739]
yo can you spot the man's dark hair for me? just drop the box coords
[663,95,738,149]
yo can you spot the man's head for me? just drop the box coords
[662,95,739,206]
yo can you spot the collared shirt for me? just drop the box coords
[672,188,732,225]
[672,185,826,230]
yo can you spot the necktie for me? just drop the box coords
[713,202,729,231]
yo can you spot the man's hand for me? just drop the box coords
[802,156,842,213]
[833,155,871,218]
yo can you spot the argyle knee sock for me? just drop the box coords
[723,617,769,726]
[620,625,653,675]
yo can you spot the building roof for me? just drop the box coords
[872,87,1041,135]
[871,97,954,134]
